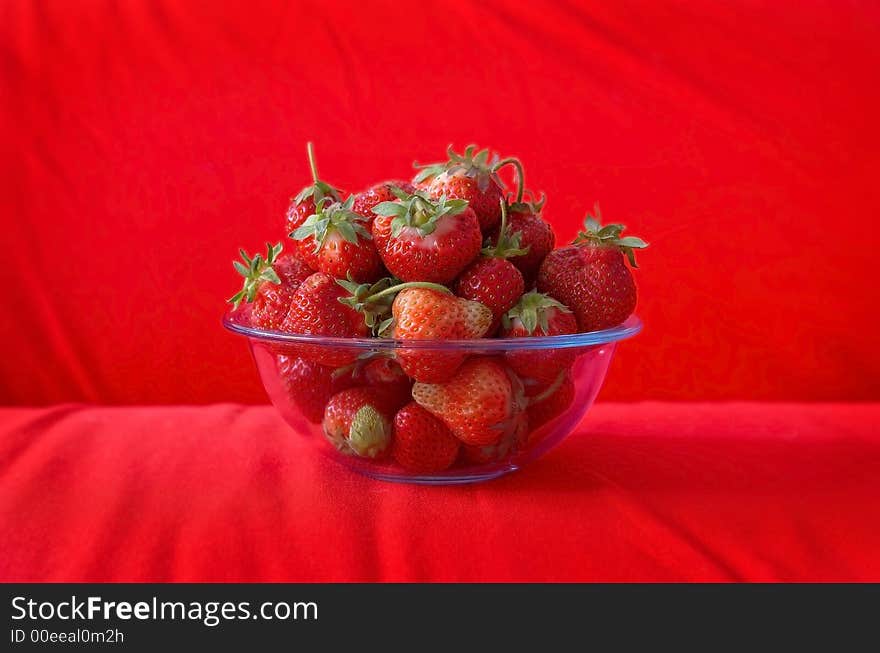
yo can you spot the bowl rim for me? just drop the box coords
[222,310,642,351]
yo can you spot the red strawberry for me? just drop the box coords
[277,355,355,424]
[392,402,460,473]
[487,192,555,283]
[229,243,311,330]
[323,387,398,458]
[285,142,344,237]
[454,200,526,333]
[391,287,493,382]
[290,196,382,283]
[414,145,523,232]
[537,205,648,332]
[526,371,575,435]
[455,258,523,334]
[360,357,413,408]
[352,181,415,225]
[428,170,503,232]
[412,357,526,446]
[371,191,482,283]
[281,272,370,365]
[461,410,529,465]
[501,290,579,387]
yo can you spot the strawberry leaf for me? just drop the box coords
[376,191,469,237]
[502,290,571,335]
[414,144,508,192]
[229,243,283,308]
[261,268,281,285]
[291,197,371,253]
[617,236,648,248]
[574,204,648,266]
[376,317,395,338]
[373,201,407,217]
[508,190,545,215]
[412,163,446,184]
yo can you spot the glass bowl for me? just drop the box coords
[223,310,641,485]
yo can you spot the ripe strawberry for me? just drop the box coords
[501,290,579,387]
[277,355,355,424]
[281,272,370,365]
[454,200,526,333]
[371,191,482,283]
[285,142,344,237]
[526,371,575,434]
[323,387,398,458]
[460,410,529,465]
[228,243,311,330]
[290,196,382,283]
[391,402,460,473]
[537,205,648,332]
[352,181,415,225]
[360,357,413,408]
[487,192,554,283]
[412,357,526,446]
[414,145,523,232]
[390,287,493,382]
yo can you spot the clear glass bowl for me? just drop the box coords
[223,310,641,485]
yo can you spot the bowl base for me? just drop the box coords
[350,464,520,485]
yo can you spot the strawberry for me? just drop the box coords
[537,205,648,332]
[454,200,526,333]
[371,190,482,283]
[323,387,398,458]
[282,272,370,338]
[391,402,460,473]
[281,272,370,365]
[285,142,344,237]
[390,287,493,382]
[414,145,523,232]
[487,192,554,284]
[352,181,415,225]
[229,243,311,330]
[290,196,383,283]
[360,357,413,408]
[501,290,579,387]
[338,279,490,381]
[460,410,529,465]
[412,357,526,446]
[526,371,575,435]
[277,355,355,424]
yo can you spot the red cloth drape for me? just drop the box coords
[2,403,878,582]
[2,1,879,405]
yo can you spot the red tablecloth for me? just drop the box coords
[2,403,878,582]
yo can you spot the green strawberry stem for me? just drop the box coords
[499,198,509,238]
[363,281,451,304]
[493,157,525,204]
[494,199,510,256]
[527,369,567,406]
[410,195,433,227]
[483,198,528,259]
[306,142,321,184]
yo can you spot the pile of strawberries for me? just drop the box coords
[229,144,647,473]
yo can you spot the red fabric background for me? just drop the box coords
[3,403,878,582]
[2,2,879,584]
[2,0,879,405]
